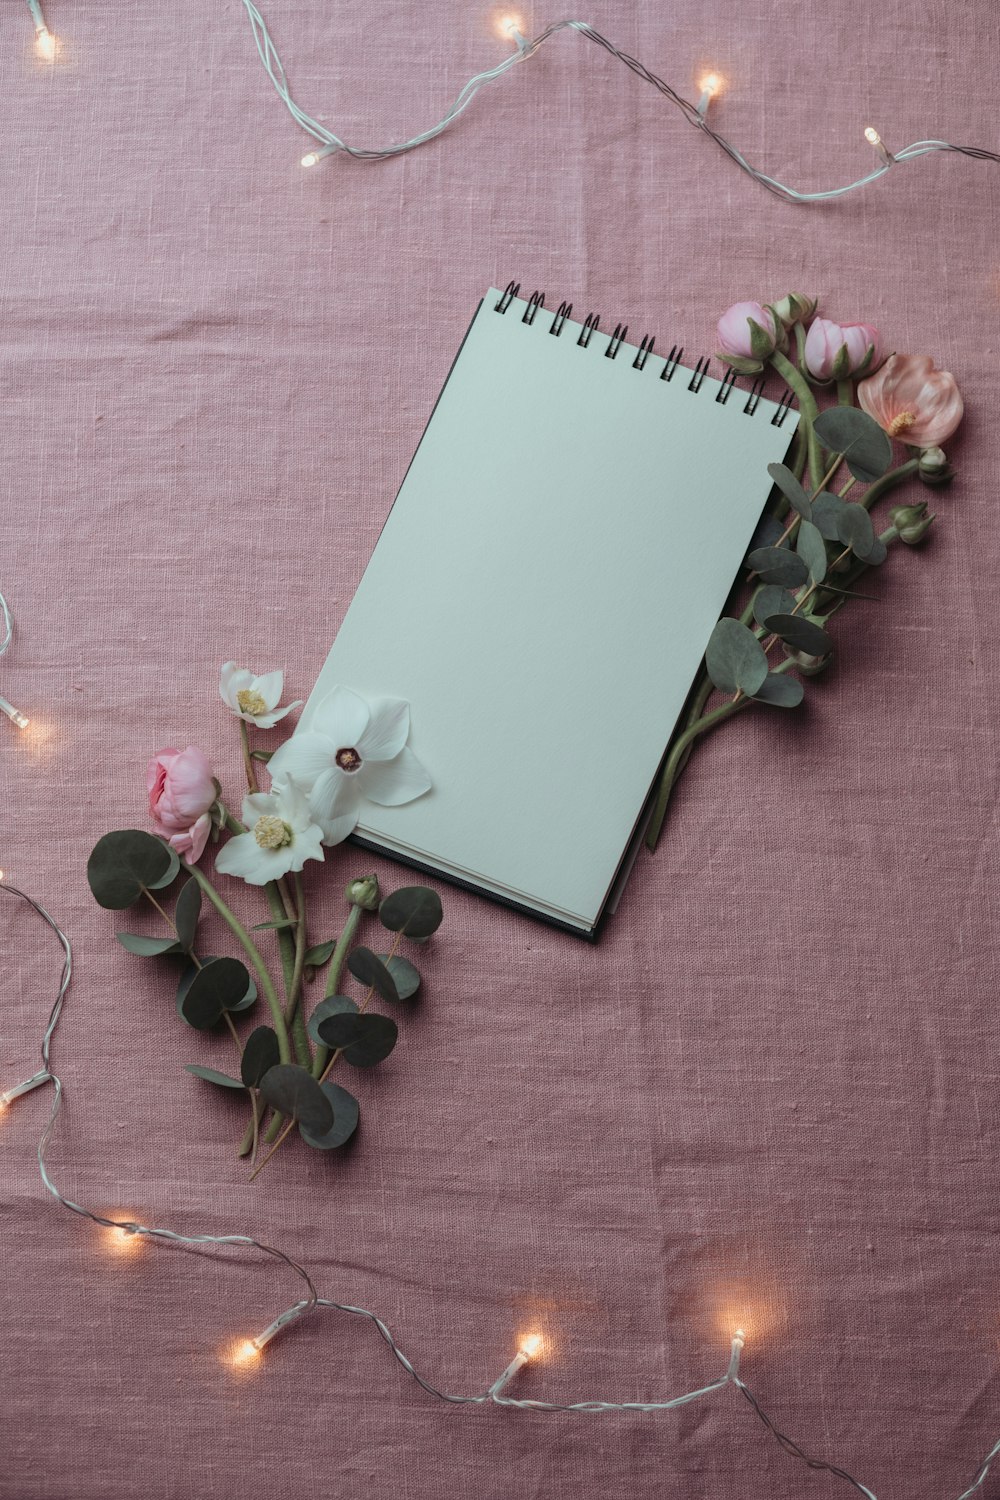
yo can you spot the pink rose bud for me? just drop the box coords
[804,317,882,381]
[857,354,964,448]
[716,301,779,373]
[146,746,217,864]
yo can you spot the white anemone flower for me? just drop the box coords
[266,685,431,846]
[214,780,324,885]
[220,661,302,729]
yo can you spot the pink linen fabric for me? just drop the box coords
[2,2,999,1497]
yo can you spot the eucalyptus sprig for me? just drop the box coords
[86,673,444,1179]
[646,295,961,851]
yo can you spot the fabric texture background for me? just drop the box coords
[2,2,998,1496]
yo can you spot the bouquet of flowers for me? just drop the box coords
[645,293,963,848]
[86,674,442,1180]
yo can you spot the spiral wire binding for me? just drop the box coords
[495,285,790,418]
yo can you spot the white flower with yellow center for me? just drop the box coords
[266,686,431,846]
[214,780,324,885]
[219,661,302,729]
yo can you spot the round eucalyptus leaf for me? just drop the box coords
[315,1011,398,1068]
[813,406,892,484]
[761,614,834,657]
[378,955,421,1001]
[306,995,358,1048]
[746,547,809,588]
[836,503,876,558]
[347,946,400,1004]
[174,877,202,952]
[240,1025,281,1088]
[304,940,336,968]
[179,957,252,1030]
[796,520,828,584]
[767,462,812,519]
[87,830,176,910]
[810,492,850,541]
[259,1064,334,1135]
[228,972,258,1013]
[184,1064,246,1089]
[705,617,768,697]
[745,513,785,559]
[378,886,444,940]
[752,585,796,629]
[147,844,181,891]
[300,1082,361,1150]
[753,673,806,708]
[115,932,182,957]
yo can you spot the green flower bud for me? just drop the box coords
[917,446,954,488]
[345,874,380,911]
[718,352,765,375]
[770,292,818,327]
[888,502,936,545]
[791,650,831,677]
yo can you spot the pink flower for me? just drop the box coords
[857,354,964,448]
[147,746,216,864]
[804,317,882,381]
[716,301,779,370]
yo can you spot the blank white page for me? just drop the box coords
[301,289,798,933]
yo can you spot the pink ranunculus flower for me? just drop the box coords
[716,300,779,364]
[857,354,964,448]
[804,317,882,381]
[147,746,216,864]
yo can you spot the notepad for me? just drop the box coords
[300,285,798,937]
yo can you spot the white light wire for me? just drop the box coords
[241,8,1000,201]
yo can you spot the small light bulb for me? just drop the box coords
[497,14,525,42]
[734,1328,746,1343]
[35,28,57,61]
[864,125,894,164]
[301,152,319,169]
[105,1221,142,1254]
[696,72,724,117]
[231,1337,262,1366]
[521,1333,543,1359]
[864,126,880,145]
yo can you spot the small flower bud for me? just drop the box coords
[346,874,381,911]
[792,650,831,677]
[888,502,936,545]
[917,446,954,487]
[770,292,818,327]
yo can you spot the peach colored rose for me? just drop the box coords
[147,746,216,864]
[857,354,963,448]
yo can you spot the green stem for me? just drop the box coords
[286,874,311,1068]
[180,861,291,1063]
[859,457,920,512]
[769,350,823,490]
[311,903,365,1078]
[836,378,854,407]
[645,696,752,851]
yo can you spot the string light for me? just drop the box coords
[25,0,56,60]
[697,71,722,117]
[235,5,1000,201]
[0,591,30,731]
[864,125,895,166]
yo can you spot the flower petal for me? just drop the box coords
[286,826,326,871]
[357,697,410,762]
[267,731,335,789]
[356,745,432,806]
[308,767,361,828]
[318,807,361,847]
[215,831,289,886]
[310,685,370,749]
[251,670,284,710]
[243,792,280,822]
[220,662,252,711]
[252,701,303,729]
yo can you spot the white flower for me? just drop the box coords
[219,661,302,729]
[267,685,431,846]
[214,780,324,885]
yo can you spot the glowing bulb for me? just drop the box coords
[231,1338,262,1366]
[35,28,56,61]
[0,696,30,730]
[301,152,319,169]
[864,126,881,145]
[696,71,724,117]
[105,1221,142,1254]
[497,14,525,42]
[734,1328,746,1344]
[520,1333,543,1359]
